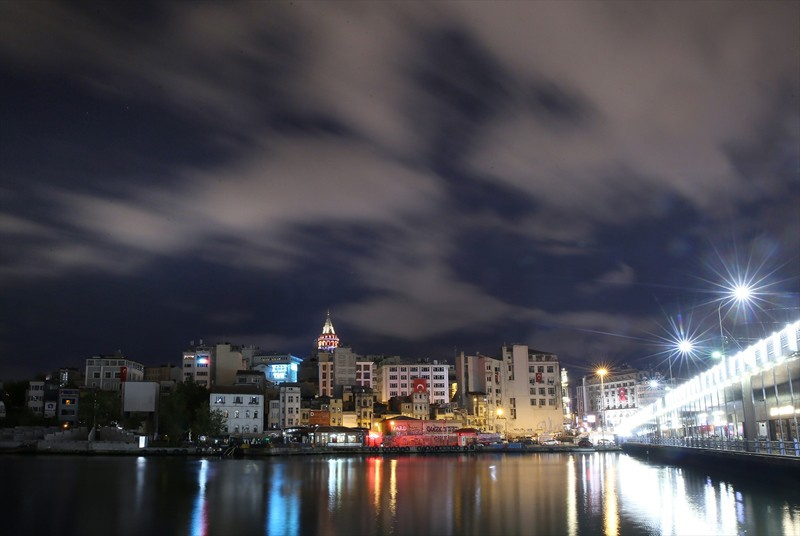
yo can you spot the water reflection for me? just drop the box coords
[190,459,208,536]
[2,453,799,536]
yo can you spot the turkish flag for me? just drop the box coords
[535,373,543,383]
[413,378,428,392]
[619,387,627,402]
[120,366,128,382]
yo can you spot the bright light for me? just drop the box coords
[496,408,503,417]
[711,351,722,359]
[596,368,608,377]
[732,283,752,303]
[677,339,694,355]
[648,380,659,388]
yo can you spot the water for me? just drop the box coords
[2,452,798,536]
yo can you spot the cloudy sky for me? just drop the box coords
[1,2,798,380]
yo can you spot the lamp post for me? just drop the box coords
[718,282,753,358]
[596,368,608,441]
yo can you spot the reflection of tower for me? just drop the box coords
[317,311,340,352]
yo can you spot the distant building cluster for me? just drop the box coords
[12,312,671,441]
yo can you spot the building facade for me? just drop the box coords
[374,360,451,404]
[84,355,145,391]
[499,345,563,437]
[252,353,302,384]
[210,385,264,435]
[182,344,214,388]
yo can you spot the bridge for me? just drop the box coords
[618,320,800,465]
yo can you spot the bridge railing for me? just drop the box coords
[625,436,800,457]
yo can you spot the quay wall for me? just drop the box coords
[621,442,800,478]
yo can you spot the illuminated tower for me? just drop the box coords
[317,311,340,352]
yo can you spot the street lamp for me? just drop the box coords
[596,368,608,440]
[718,282,754,358]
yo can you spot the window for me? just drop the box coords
[93,372,100,378]
[223,410,229,418]
[539,388,545,395]
[254,411,258,419]
[548,399,556,406]
[250,396,259,405]
[548,388,555,395]
[539,399,546,406]
[254,426,258,433]
[215,396,225,404]
[235,410,241,418]
[530,388,535,395]
[234,396,243,404]
[288,407,294,414]
[547,366,554,373]
[530,399,536,406]
[246,410,250,418]
[537,366,544,373]
[104,372,111,378]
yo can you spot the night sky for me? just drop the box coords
[1,2,798,381]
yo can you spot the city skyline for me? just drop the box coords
[1,2,798,380]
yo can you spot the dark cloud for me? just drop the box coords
[0,2,797,379]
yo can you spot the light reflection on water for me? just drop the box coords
[2,453,799,536]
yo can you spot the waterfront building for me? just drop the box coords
[268,383,301,428]
[579,367,641,433]
[455,352,504,413]
[25,380,46,416]
[374,359,451,404]
[84,354,144,391]
[399,381,431,420]
[210,385,264,435]
[57,388,79,425]
[499,345,564,438]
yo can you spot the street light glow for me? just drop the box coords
[677,339,694,355]
[596,368,608,377]
[731,283,753,303]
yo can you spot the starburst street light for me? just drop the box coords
[718,281,754,357]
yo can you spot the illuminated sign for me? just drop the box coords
[272,364,288,373]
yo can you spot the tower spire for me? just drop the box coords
[317,311,339,351]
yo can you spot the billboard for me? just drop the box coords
[123,382,159,413]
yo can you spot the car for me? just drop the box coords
[597,439,615,447]
[577,439,593,448]
[541,439,560,446]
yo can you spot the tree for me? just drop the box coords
[158,381,211,445]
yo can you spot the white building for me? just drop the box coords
[268,384,301,429]
[499,345,563,437]
[579,367,642,433]
[210,385,264,435]
[374,360,451,404]
[26,380,45,416]
[182,345,213,387]
[84,355,145,391]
